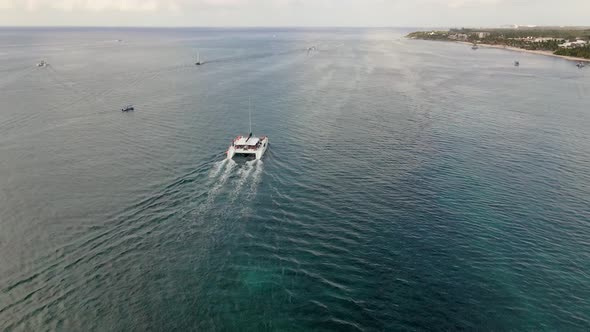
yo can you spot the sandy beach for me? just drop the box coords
[457,41,590,63]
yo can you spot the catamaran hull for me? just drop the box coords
[227,137,269,160]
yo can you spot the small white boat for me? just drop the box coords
[226,99,268,160]
[37,60,48,67]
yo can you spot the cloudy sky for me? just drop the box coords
[0,0,588,27]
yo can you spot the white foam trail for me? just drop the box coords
[209,159,228,179]
[229,160,256,203]
[247,160,264,199]
[212,159,236,194]
[194,159,236,215]
[237,160,264,217]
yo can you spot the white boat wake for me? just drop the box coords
[229,160,257,203]
[190,158,264,220]
[194,159,237,215]
[208,159,236,198]
[238,160,264,218]
[209,159,228,179]
[247,160,264,199]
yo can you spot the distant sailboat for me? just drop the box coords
[195,51,203,66]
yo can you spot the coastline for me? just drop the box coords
[456,41,590,63]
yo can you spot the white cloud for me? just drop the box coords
[0,0,259,11]
[0,0,14,9]
[0,0,525,12]
[0,0,516,12]
[0,0,589,26]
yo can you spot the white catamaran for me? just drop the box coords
[227,99,269,160]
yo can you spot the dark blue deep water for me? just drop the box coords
[1,28,589,331]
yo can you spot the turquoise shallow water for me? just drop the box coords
[1,27,589,330]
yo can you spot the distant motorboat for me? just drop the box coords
[37,60,48,67]
[121,105,134,112]
[472,43,479,50]
[577,62,585,68]
[514,61,520,67]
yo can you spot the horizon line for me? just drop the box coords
[1,25,588,29]
[0,25,427,28]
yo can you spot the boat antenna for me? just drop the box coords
[249,96,253,136]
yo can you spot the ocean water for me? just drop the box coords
[1,27,589,331]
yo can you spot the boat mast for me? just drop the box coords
[249,97,252,135]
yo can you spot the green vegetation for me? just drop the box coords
[466,28,590,40]
[407,27,590,59]
[554,46,590,59]
[406,31,450,41]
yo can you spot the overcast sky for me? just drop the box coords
[0,0,589,27]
